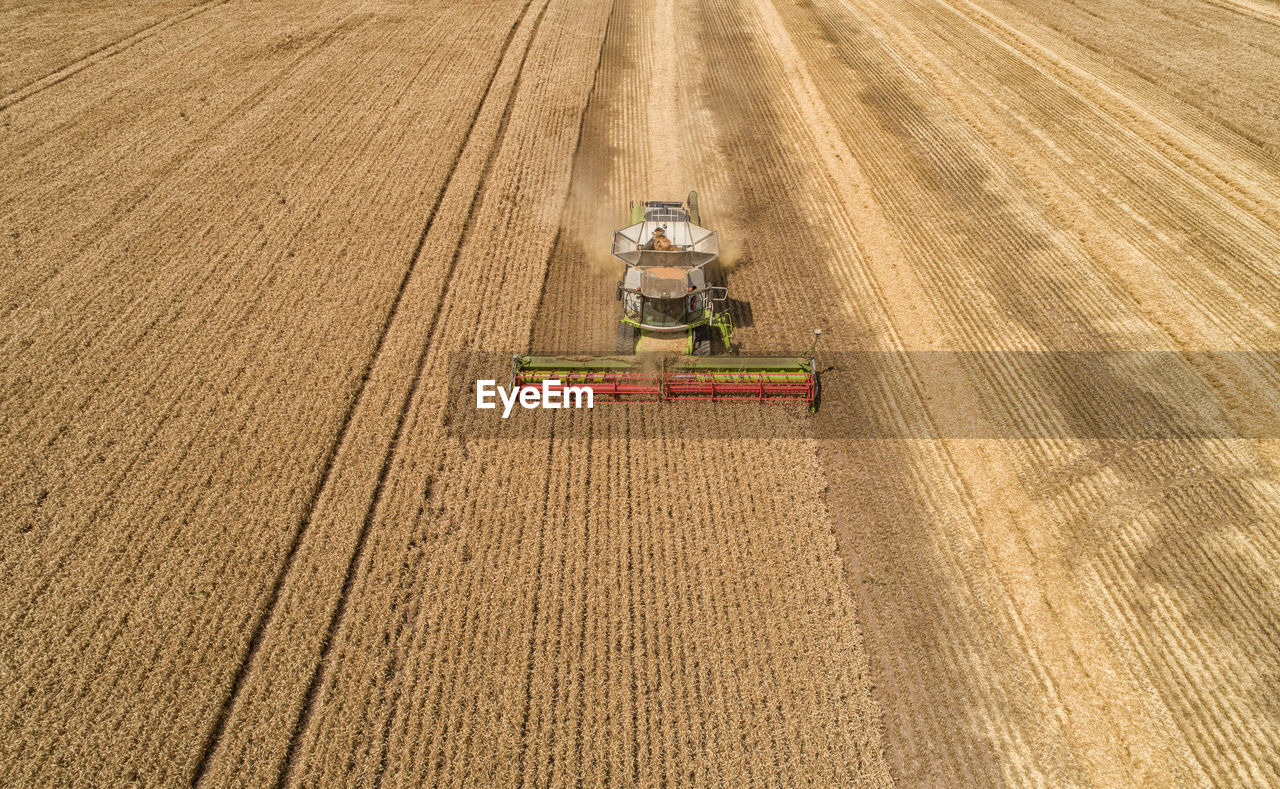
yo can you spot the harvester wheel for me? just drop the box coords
[616,322,637,354]
[692,325,712,356]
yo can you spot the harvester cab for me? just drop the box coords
[513,191,821,410]
[611,193,731,355]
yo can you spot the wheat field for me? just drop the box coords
[3,0,1279,785]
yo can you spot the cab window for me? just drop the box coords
[642,297,686,327]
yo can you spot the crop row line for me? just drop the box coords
[186,3,545,783]
[271,0,553,782]
[0,0,230,112]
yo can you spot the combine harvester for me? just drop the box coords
[514,193,820,410]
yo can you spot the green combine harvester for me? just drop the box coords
[514,192,819,408]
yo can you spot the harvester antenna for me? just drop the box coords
[808,328,823,357]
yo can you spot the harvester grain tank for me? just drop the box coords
[612,192,730,355]
[514,192,820,409]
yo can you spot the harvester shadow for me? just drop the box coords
[810,362,837,415]
[705,254,754,331]
[726,297,753,329]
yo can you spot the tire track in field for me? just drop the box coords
[0,7,370,423]
[277,0,618,779]
[0,5,384,412]
[834,0,1280,382]
[847,0,1280,428]
[681,0,1063,781]
[701,0,1221,782]
[947,0,1280,203]
[931,0,1280,253]
[6,5,515,777]
[3,7,471,778]
[0,10,387,605]
[777,0,1280,782]
[1206,0,1280,27]
[273,1,553,781]
[991,0,1280,157]
[188,3,542,783]
[0,0,228,112]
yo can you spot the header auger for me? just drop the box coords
[515,192,820,410]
